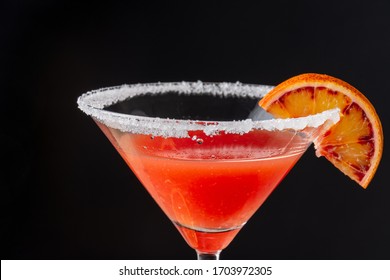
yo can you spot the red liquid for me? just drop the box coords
[98,124,309,253]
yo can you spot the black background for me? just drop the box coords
[1,0,389,260]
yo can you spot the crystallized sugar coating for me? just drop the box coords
[77,81,340,138]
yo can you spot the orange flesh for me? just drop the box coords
[259,74,383,188]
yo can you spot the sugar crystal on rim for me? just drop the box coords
[77,81,340,138]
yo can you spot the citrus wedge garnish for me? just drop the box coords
[259,73,383,188]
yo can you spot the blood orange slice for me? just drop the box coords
[259,73,383,188]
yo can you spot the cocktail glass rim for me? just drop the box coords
[77,81,340,138]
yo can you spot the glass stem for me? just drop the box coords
[196,250,221,260]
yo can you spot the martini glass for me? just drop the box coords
[77,81,339,260]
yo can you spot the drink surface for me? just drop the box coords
[98,123,309,253]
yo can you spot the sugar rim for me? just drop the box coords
[77,81,340,138]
